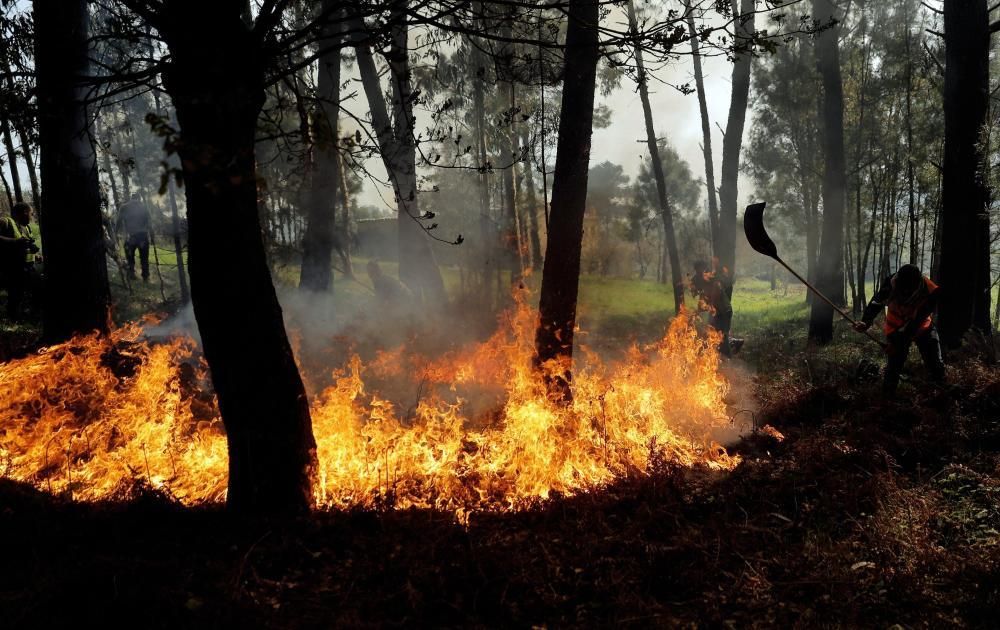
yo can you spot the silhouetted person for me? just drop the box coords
[117,193,151,282]
[690,259,742,357]
[367,259,413,307]
[855,264,945,395]
[0,202,41,320]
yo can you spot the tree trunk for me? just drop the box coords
[716,0,754,277]
[2,117,23,203]
[939,0,992,346]
[300,1,342,293]
[521,129,544,271]
[157,3,316,514]
[353,10,447,303]
[629,0,683,314]
[16,125,41,207]
[0,166,12,209]
[808,0,848,344]
[150,85,191,304]
[534,0,600,400]
[686,7,720,255]
[33,0,111,342]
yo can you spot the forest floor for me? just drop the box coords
[3,276,1000,627]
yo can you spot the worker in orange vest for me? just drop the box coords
[854,264,945,394]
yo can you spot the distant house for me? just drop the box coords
[355,217,397,261]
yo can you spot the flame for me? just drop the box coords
[0,290,738,518]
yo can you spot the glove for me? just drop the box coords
[854,321,870,333]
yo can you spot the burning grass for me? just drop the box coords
[0,290,737,516]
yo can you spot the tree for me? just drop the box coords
[628,0,684,313]
[353,4,448,304]
[300,1,343,293]
[136,0,317,513]
[686,4,719,255]
[33,0,111,341]
[534,0,600,400]
[938,0,992,346]
[717,0,755,279]
[808,0,848,343]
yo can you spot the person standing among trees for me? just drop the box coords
[690,259,743,357]
[117,193,151,283]
[854,264,946,395]
[0,201,41,319]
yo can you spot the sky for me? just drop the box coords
[349,48,746,215]
[342,0,766,218]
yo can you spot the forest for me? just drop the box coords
[1,0,999,626]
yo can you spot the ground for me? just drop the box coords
[2,267,999,627]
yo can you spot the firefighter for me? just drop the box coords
[854,263,945,394]
[0,202,41,320]
[117,193,152,282]
[690,259,743,357]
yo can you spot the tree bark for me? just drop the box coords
[939,0,992,346]
[300,1,342,293]
[716,0,754,277]
[808,0,848,343]
[157,2,316,514]
[629,0,683,314]
[33,0,111,342]
[686,7,720,255]
[534,0,600,400]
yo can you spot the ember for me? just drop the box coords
[0,292,737,517]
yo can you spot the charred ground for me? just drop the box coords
[3,323,999,628]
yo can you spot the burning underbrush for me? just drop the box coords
[0,292,738,517]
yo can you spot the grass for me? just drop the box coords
[4,250,827,358]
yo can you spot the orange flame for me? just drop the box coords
[0,290,737,518]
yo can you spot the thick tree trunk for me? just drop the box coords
[300,2,342,293]
[628,0,683,314]
[534,0,600,400]
[939,0,992,346]
[808,0,848,344]
[33,0,111,342]
[158,3,316,514]
[716,0,754,277]
[687,8,720,255]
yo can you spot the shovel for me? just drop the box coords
[743,202,886,349]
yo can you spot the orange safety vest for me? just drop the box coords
[884,277,938,335]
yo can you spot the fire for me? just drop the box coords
[0,291,738,517]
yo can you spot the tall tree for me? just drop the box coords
[938,0,992,346]
[808,0,848,343]
[533,0,600,400]
[628,0,684,314]
[353,5,447,303]
[139,0,317,513]
[717,0,755,278]
[686,5,719,255]
[300,1,342,293]
[33,0,111,341]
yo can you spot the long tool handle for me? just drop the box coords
[775,257,887,348]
